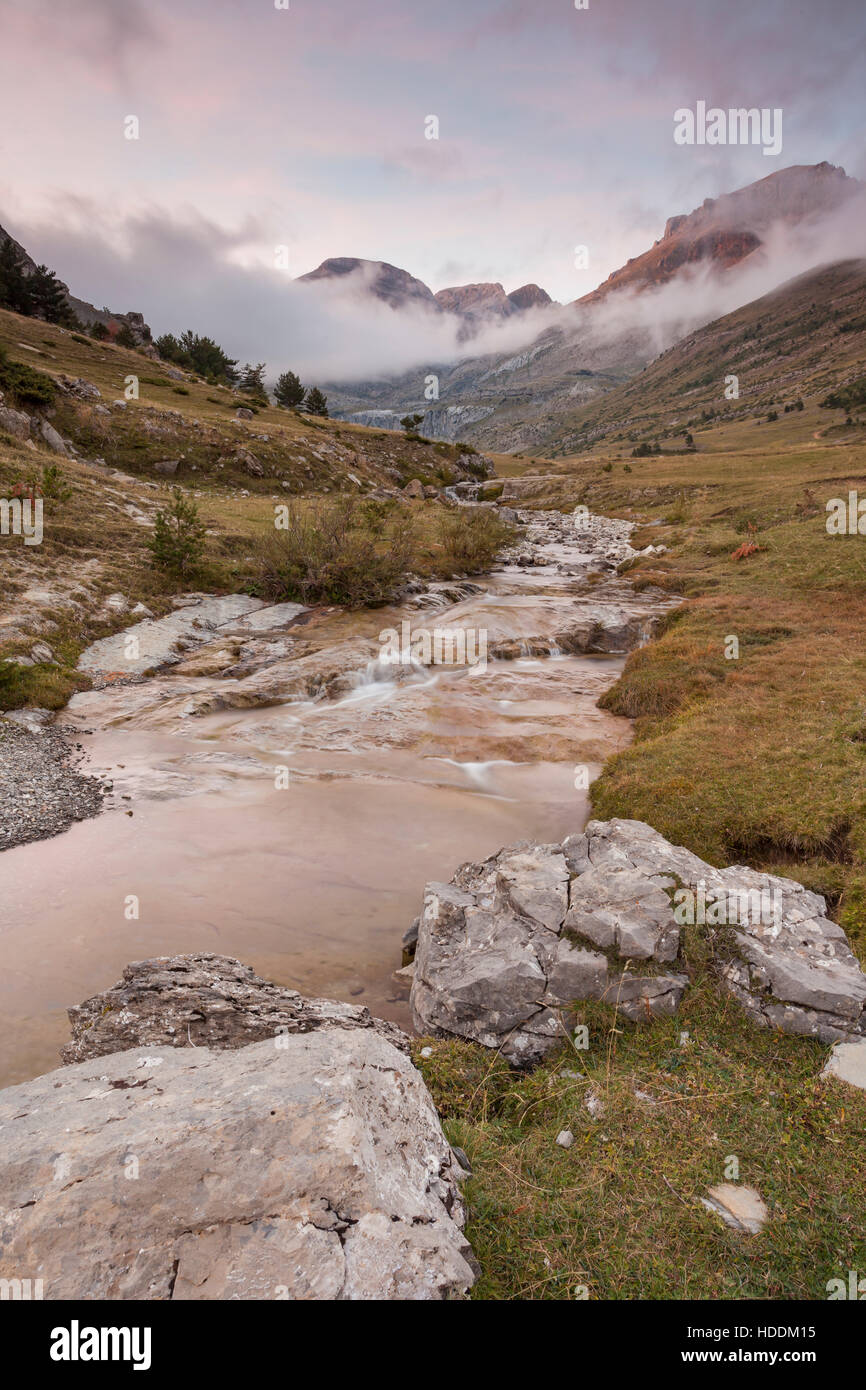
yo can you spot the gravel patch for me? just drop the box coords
[0,718,105,851]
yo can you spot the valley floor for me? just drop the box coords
[1,313,865,1300]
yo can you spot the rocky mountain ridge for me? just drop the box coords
[0,219,152,345]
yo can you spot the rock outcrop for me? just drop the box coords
[409,818,866,1065]
[61,952,409,1063]
[0,1031,475,1299]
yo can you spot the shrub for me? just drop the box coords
[147,489,206,578]
[0,347,57,408]
[821,377,866,412]
[437,508,514,572]
[40,463,72,501]
[253,496,416,607]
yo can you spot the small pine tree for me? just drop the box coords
[89,321,110,340]
[115,323,137,349]
[147,489,206,578]
[400,412,424,435]
[239,362,269,404]
[274,370,305,409]
[29,265,74,325]
[304,387,329,417]
[0,238,33,315]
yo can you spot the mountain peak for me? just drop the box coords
[296,257,437,310]
[580,161,863,306]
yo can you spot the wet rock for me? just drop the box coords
[76,594,267,676]
[61,952,409,1063]
[408,818,866,1065]
[0,1030,476,1299]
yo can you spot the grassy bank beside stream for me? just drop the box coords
[415,419,866,1300]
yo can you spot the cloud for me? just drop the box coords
[10,180,866,397]
[576,188,866,358]
[8,203,564,383]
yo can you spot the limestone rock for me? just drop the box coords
[409,818,866,1065]
[821,1038,866,1091]
[0,1032,475,1299]
[701,1184,768,1235]
[34,417,69,455]
[0,405,31,439]
[57,375,101,400]
[61,952,409,1063]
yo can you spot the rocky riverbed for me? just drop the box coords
[0,713,105,851]
[0,502,674,1086]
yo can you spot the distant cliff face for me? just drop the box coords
[434,281,512,318]
[507,283,552,312]
[0,219,152,344]
[297,258,554,324]
[578,162,862,306]
[434,281,553,320]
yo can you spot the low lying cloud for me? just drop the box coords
[578,187,866,358]
[12,203,565,385]
[10,187,866,397]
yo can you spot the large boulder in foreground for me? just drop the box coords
[410,818,866,1066]
[0,1032,475,1300]
[62,952,408,1063]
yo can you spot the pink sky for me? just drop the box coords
[0,0,863,373]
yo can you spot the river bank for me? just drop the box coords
[0,503,672,1087]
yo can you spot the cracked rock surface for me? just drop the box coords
[61,952,409,1064]
[409,818,866,1065]
[0,1031,475,1300]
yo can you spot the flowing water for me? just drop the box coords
[0,509,669,1086]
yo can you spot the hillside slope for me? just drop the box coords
[536,258,866,456]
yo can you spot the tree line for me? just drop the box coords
[0,238,76,326]
[0,236,328,415]
[155,336,327,414]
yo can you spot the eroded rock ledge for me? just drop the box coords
[62,952,409,1063]
[409,818,866,1066]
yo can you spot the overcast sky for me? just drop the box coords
[0,0,864,372]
